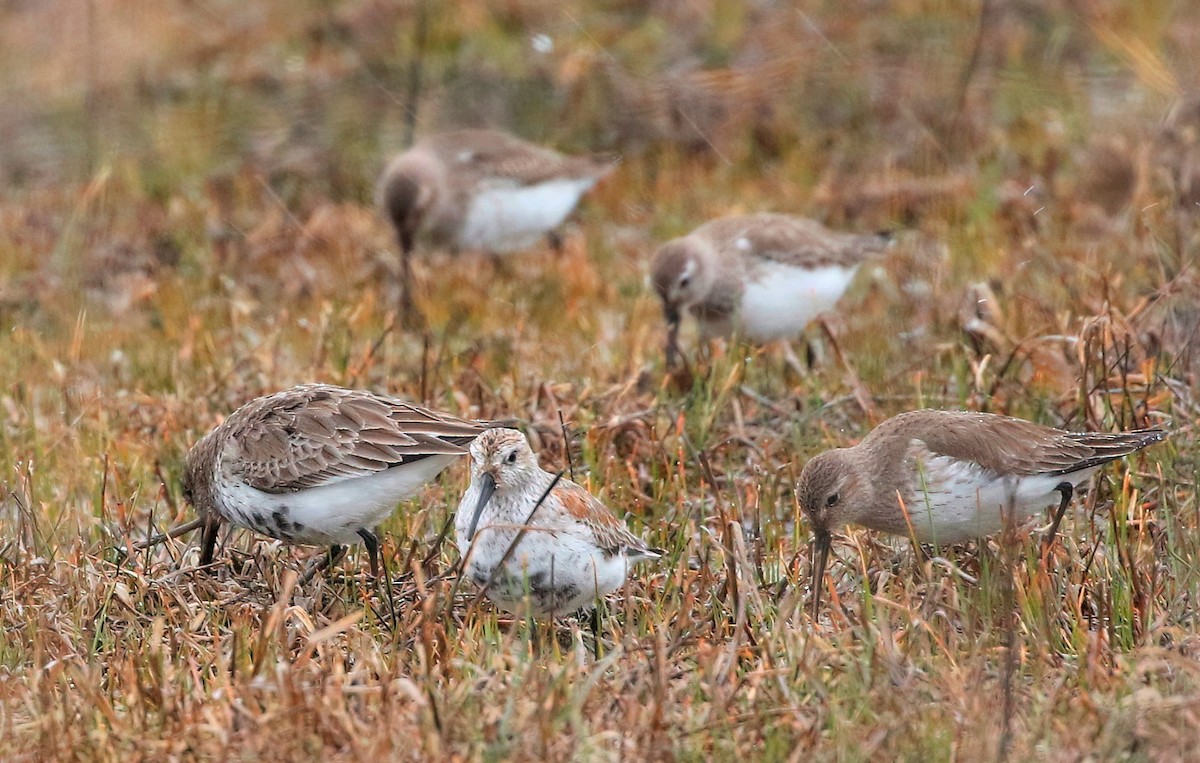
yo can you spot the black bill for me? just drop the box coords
[465,472,497,543]
[811,529,831,620]
[664,309,682,369]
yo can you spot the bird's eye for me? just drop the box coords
[826,492,839,507]
[678,275,691,289]
[505,450,518,465]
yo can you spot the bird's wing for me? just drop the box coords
[231,386,485,493]
[705,213,890,269]
[553,480,656,558]
[906,412,1165,477]
[434,129,610,186]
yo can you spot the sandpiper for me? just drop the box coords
[377,129,614,317]
[183,384,489,579]
[796,409,1166,615]
[455,428,660,618]
[649,213,891,366]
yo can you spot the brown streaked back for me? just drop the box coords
[420,129,614,187]
[863,409,1167,477]
[205,384,488,494]
[693,213,891,270]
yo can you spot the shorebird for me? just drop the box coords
[182,384,489,580]
[796,409,1166,615]
[649,212,891,367]
[377,128,614,319]
[455,428,660,618]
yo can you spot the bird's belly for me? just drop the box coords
[736,263,858,341]
[216,454,458,546]
[457,178,596,252]
[901,458,1099,544]
[463,531,628,616]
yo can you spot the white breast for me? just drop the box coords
[216,454,459,546]
[458,177,598,252]
[904,452,1099,544]
[455,482,631,616]
[735,262,859,341]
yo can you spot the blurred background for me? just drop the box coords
[2,0,1197,420]
[3,5,1200,758]
[2,0,1198,398]
[2,0,1197,394]
[2,0,1197,210]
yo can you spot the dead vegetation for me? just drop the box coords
[1,0,1199,760]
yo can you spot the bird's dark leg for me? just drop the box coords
[299,544,346,584]
[546,229,565,255]
[198,516,221,568]
[357,528,380,578]
[329,544,348,568]
[1043,482,1075,551]
[358,528,396,626]
[397,231,423,330]
[400,248,414,321]
[589,606,603,660]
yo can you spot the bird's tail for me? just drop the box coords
[629,546,665,563]
[1066,428,1168,471]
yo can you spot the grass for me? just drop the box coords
[2,0,1200,760]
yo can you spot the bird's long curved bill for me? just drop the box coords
[811,530,831,620]
[466,472,497,543]
[664,311,682,369]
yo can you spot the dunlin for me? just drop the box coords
[183,384,488,579]
[796,409,1165,614]
[649,213,891,366]
[455,428,660,618]
[377,129,614,316]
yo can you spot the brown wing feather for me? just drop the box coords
[1050,429,1168,474]
[426,129,610,187]
[555,480,653,557]
[875,410,1165,477]
[229,385,486,494]
[697,213,890,269]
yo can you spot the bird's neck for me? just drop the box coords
[852,442,914,535]
[695,269,742,319]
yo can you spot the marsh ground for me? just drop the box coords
[1,1,1199,760]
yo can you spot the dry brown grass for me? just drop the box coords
[2,1,1200,760]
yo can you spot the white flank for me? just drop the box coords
[906,452,1099,544]
[736,262,859,341]
[458,177,597,252]
[219,454,459,546]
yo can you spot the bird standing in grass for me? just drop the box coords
[377,128,615,322]
[796,409,1166,615]
[650,212,892,368]
[455,428,660,618]
[182,384,489,580]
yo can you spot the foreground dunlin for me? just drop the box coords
[796,410,1166,614]
[455,428,660,618]
[650,213,891,366]
[377,129,614,316]
[183,384,489,578]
